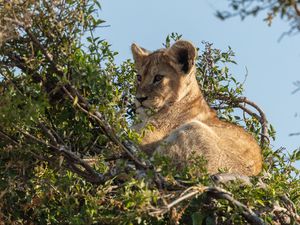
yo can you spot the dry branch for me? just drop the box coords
[150,185,266,225]
[0,128,20,146]
[18,128,110,184]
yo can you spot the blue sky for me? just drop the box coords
[97,0,300,152]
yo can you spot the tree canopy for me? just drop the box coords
[0,1,299,224]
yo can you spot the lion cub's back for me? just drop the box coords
[207,119,263,175]
[155,120,223,172]
[155,119,262,175]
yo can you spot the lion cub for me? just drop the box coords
[131,40,262,176]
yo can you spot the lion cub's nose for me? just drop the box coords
[136,96,148,103]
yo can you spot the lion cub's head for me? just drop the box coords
[131,40,197,112]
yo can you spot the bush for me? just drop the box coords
[0,1,299,224]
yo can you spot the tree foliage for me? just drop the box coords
[0,1,299,224]
[217,0,300,136]
[217,0,300,37]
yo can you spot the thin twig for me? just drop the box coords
[38,122,58,145]
[289,132,300,136]
[0,129,20,146]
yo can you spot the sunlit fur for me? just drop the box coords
[131,40,262,176]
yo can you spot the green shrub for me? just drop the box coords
[0,1,299,224]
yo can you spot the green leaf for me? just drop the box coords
[73,96,78,106]
[192,212,204,225]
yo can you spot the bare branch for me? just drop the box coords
[17,128,110,184]
[150,185,266,225]
[211,173,252,186]
[0,128,20,146]
[61,86,150,170]
[291,0,300,16]
[289,132,300,136]
[280,195,300,223]
[292,81,300,94]
[38,122,59,145]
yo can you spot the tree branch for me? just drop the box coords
[0,128,20,146]
[17,128,110,184]
[210,172,252,186]
[61,85,150,170]
[150,185,266,225]
[291,0,300,16]
[280,194,300,223]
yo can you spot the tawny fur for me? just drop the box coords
[131,40,262,176]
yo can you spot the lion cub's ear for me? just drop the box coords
[131,43,149,68]
[166,40,197,75]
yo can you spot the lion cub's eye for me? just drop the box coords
[137,74,142,82]
[153,74,164,84]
